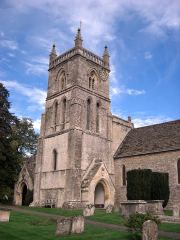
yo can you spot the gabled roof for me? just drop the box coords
[24,156,36,181]
[114,120,180,159]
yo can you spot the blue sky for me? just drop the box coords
[0,0,180,131]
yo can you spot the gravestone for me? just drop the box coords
[71,216,84,234]
[106,204,113,213]
[173,204,179,217]
[0,209,11,222]
[56,217,72,236]
[142,220,158,240]
[56,216,85,236]
[83,204,95,216]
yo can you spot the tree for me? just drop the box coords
[0,83,39,202]
[11,118,39,156]
[0,83,19,201]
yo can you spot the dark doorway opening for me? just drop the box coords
[22,184,28,206]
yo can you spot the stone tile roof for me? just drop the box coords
[24,156,36,181]
[114,120,180,159]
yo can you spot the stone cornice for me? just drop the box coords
[46,85,110,102]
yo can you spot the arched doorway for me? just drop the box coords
[94,183,105,208]
[22,184,28,206]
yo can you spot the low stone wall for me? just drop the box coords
[120,200,164,217]
[120,200,146,218]
[56,216,84,236]
[146,200,164,215]
[62,201,85,209]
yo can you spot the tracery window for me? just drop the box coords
[89,71,97,90]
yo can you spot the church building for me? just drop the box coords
[14,29,180,209]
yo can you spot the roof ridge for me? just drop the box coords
[134,119,180,130]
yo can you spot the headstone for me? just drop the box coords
[142,220,158,240]
[56,217,72,236]
[0,209,11,222]
[173,204,179,217]
[106,204,113,213]
[83,204,95,216]
[71,216,84,234]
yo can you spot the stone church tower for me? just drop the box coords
[33,29,133,208]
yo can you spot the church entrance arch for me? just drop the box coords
[94,182,105,208]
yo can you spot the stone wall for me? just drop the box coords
[114,150,180,208]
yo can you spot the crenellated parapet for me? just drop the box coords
[49,47,108,70]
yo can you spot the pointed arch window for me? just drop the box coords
[59,71,66,91]
[178,159,180,184]
[86,98,91,130]
[89,71,97,90]
[96,102,100,133]
[62,98,66,130]
[122,165,126,186]
[53,149,57,171]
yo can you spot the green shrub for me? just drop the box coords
[127,169,170,207]
[151,172,169,208]
[127,169,152,200]
[124,212,161,240]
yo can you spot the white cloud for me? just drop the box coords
[24,56,49,75]
[1,80,46,108]
[0,39,18,50]
[25,62,48,75]
[111,86,145,96]
[133,116,172,128]
[111,109,172,128]
[8,53,15,58]
[7,0,180,40]
[144,51,152,60]
[33,119,41,131]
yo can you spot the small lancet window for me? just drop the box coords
[122,165,126,186]
[96,102,100,132]
[62,98,66,130]
[178,159,180,184]
[53,149,57,171]
[86,98,91,130]
[54,101,58,126]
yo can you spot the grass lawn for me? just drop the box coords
[87,209,125,225]
[22,207,180,233]
[0,211,172,240]
[0,211,132,240]
[22,206,83,217]
[159,222,180,233]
